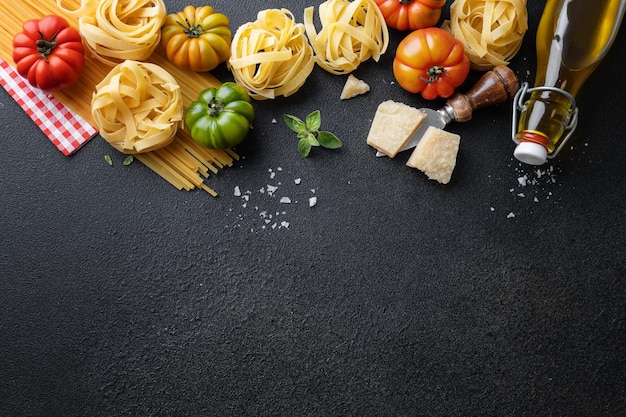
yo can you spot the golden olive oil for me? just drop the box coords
[513,0,626,164]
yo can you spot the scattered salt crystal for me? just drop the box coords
[271,118,277,123]
[309,196,318,207]
[277,167,282,171]
[294,178,302,184]
[234,186,241,196]
[507,212,516,218]
[490,207,495,211]
[266,185,278,196]
[280,197,292,204]
[534,197,539,203]
[518,175,528,186]
[281,221,290,228]
[270,171,276,179]
[517,193,525,198]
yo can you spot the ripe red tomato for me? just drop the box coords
[13,15,85,93]
[374,0,446,31]
[393,27,470,100]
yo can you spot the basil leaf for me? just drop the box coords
[305,110,321,132]
[317,131,342,149]
[298,138,312,157]
[283,114,306,133]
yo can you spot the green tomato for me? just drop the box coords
[185,82,255,149]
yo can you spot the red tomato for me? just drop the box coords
[13,15,85,93]
[374,0,446,31]
[393,27,470,100]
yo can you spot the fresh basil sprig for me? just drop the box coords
[283,110,342,157]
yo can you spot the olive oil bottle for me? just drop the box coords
[512,0,626,165]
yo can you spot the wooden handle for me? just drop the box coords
[446,65,519,123]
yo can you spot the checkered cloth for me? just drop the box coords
[0,58,98,156]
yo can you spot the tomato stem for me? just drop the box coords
[178,18,205,38]
[207,98,224,117]
[420,66,447,83]
[36,31,58,62]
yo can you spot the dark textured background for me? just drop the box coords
[1,0,625,415]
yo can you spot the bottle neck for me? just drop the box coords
[535,0,626,95]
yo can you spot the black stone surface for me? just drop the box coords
[1,0,625,415]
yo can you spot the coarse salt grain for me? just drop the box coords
[309,196,318,207]
[266,185,278,196]
[280,197,292,204]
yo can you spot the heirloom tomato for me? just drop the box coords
[12,15,85,93]
[161,5,231,72]
[374,0,446,31]
[393,27,470,100]
[185,82,255,149]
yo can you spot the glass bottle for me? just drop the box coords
[512,0,626,165]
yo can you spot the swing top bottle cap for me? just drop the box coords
[514,141,548,165]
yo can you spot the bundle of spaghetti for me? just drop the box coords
[444,0,528,70]
[91,60,183,153]
[229,9,315,100]
[304,0,389,75]
[57,0,166,66]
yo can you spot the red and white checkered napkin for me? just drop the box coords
[0,58,98,156]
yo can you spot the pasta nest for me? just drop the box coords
[57,0,167,66]
[304,0,389,75]
[444,0,528,70]
[91,60,183,154]
[229,9,315,100]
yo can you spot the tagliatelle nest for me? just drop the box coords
[443,0,528,70]
[228,9,315,100]
[57,0,167,66]
[304,0,389,75]
[91,60,183,154]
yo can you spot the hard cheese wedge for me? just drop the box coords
[406,126,460,184]
[366,100,427,158]
[341,74,370,99]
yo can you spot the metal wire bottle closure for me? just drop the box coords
[511,82,579,159]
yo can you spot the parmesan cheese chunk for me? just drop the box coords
[340,74,370,99]
[366,100,427,158]
[406,126,460,184]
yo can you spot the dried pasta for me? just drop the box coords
[304,0,389,75]
[57,0,166,66]
[91,60,183,154]
[444,0,528,70]
[229,9,315,100]
[1,0,242,196]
